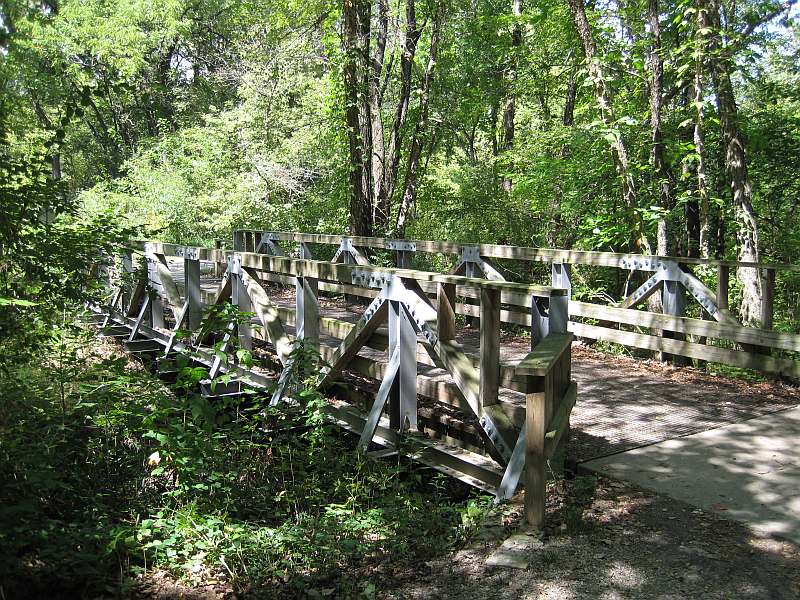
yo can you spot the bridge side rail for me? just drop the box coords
[231,230,800,379]
[108,240,575,528]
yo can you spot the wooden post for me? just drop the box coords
[480,288,500,407]
[525,372,549,529]
[761,268,775,330]
[437,282,456,342]
[465,260,480,327]
[233,230,244,252]
[395,250,412,269]
[184,256,202,330]
[717,265,729,310]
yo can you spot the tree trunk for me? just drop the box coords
[549,66,577,247]
[377,0,421,225]
[343,0,373,236]
[692,0,711,258]
[501,0,523,193]
[704,0,762,324]
[370,0,389,232]
[566,0,650,253]
[395,1,445,237]
[648,0,673,257]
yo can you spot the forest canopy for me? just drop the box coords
[2,0,799,324]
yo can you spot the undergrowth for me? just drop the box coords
[0,313,490,598]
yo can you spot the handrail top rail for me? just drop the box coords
[514,333,574,377]
[132,240,568,297]
[236,230,799,272]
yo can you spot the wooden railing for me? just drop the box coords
[229,231,800,379]
[96,239,578,528]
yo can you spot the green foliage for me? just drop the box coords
[0,317,486,597]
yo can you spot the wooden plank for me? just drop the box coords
[544,381,577,458]
[515,334,574,377]
[248,265,800,374]
[428,340,482,417]
[569,301,800,351]
[319,298,389,387]
[569,321,800,378]
[236,252,565,296]
[241,267,292,363]
[242,256,800,354]
[525,372,549,529]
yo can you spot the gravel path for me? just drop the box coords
[382,476,800,600]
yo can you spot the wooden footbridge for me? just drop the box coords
[92,231,800,529]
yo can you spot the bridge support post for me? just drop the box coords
[388,300,418,432]
[437,282,456,342]
[717,265,729,311]
[661,262,688,364]
[296,276,319,351]
[146,256,165,329]
[551,262,571,293]
[525,372,547,529]
[230,256,253,351]
[480,288,500,407]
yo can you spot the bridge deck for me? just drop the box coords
[170,260,800,464]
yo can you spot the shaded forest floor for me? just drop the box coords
[137,474,800,600]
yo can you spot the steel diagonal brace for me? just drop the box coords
[332,237,370,266]
[318,296,389,388]
[357,349,401,451]
[619,271,664,309]
[255,233,285,256]
[495,423,527,502]
[460,246,506,282]
[164,301,190,356]
[101,288,123,329]
[270,355,297,406]
[128,294,152,342]
[209,321,236,380]
[394,282,439,346]
[677,270,737,324]
[422,339,514,464]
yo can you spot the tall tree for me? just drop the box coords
[703,0,762,323]
[647,0,674,256]
[565,0,651,252]
[501,0,523,193]
[395,0,445,237]
[343,0,374,236]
